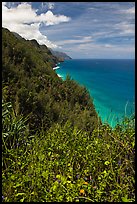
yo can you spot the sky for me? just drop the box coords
[2,2,135,59]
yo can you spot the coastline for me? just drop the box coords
[53,59,135,128]
[53,62,61,70]
[53,62,65,80]
[57,74,62,78]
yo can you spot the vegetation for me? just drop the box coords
[2,27,135,202]
[2,27,99,134]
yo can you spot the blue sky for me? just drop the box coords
[2,2,135,59]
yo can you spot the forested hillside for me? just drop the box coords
[2,27,135,202]
[2,27,99,133]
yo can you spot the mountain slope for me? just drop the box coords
[2,27,99,133]
[50,49,72,61]
[12,31,71,62]
[12,31,24,40]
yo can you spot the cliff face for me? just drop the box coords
[50,49,72,61]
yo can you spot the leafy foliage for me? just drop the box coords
[2,102,135,202]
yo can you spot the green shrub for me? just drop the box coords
[2,106,135,202]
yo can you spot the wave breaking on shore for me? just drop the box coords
[53,63,60,70]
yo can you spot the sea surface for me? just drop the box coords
[55,59,135,127]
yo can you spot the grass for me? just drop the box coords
[2,101,135,202]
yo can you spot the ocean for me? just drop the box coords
[55,59,135,127]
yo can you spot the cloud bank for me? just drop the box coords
[55,36,93,46]
[2,2,135,58]
[2,2,71,48]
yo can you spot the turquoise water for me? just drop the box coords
[55,59,135,127]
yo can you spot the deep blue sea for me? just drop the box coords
[55,59,135,127]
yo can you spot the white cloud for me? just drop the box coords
[88,7,96,10]
[48,2,55,10]
[120,6,135,14]
[55,36,93,46]
[115,21,135,35]
[2,2,71,48]
[104,44,114,48]
[40,10,71,26]
[83,36,92,40]
[40,2,47,11]
[40,2,55,11]
[69,42,135,58]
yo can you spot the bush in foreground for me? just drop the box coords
[2,102,135,202]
